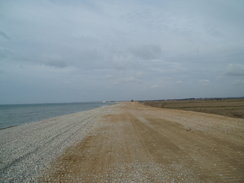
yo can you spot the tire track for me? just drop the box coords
[129,103,244,182]
[2,102,244,182]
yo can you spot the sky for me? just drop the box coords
[0,0,244,104]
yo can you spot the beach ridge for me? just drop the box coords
[1,102,244,182]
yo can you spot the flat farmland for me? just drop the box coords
[141,98,244,119]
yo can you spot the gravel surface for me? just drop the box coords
[1,102,244,182]
[0,105,109,182]
[42,102,244,183]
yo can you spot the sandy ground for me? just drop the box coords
[41,102,244,183]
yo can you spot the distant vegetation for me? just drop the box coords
[140,98,244,119]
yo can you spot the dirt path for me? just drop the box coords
[41,102,244,182]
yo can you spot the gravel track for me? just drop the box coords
[1,102,244,182]
[0,106,109,182]
[42,102,244,182]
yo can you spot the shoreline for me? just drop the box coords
[0,102,114,130]
[1,102,244,182]
[0,125,18,130]
[0,104,114,182]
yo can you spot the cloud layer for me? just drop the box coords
[1,0,244,104]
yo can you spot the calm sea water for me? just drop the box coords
[0,102,114,129]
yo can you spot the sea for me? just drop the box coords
[0,102,114,129]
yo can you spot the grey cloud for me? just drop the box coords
[106,49,140,71]
[114,76,143,85]
[198,79,211,85]
[225,64,244,76]
[112,69,146,86]
[0,31,11,40]
[1,0,244,104]
[151,85,160,88]
[73,50,106,70]
[0,48,13,59]
[80,50,102,62]
[131,45,162,60]
[41,54,67,68]
[45,60,67,68]
[232,80,244,86]
[111,54,132,71]
[112,61,127,71]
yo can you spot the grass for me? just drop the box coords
[140,98,244,119]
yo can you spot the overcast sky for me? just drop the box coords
[1,0,244,104]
